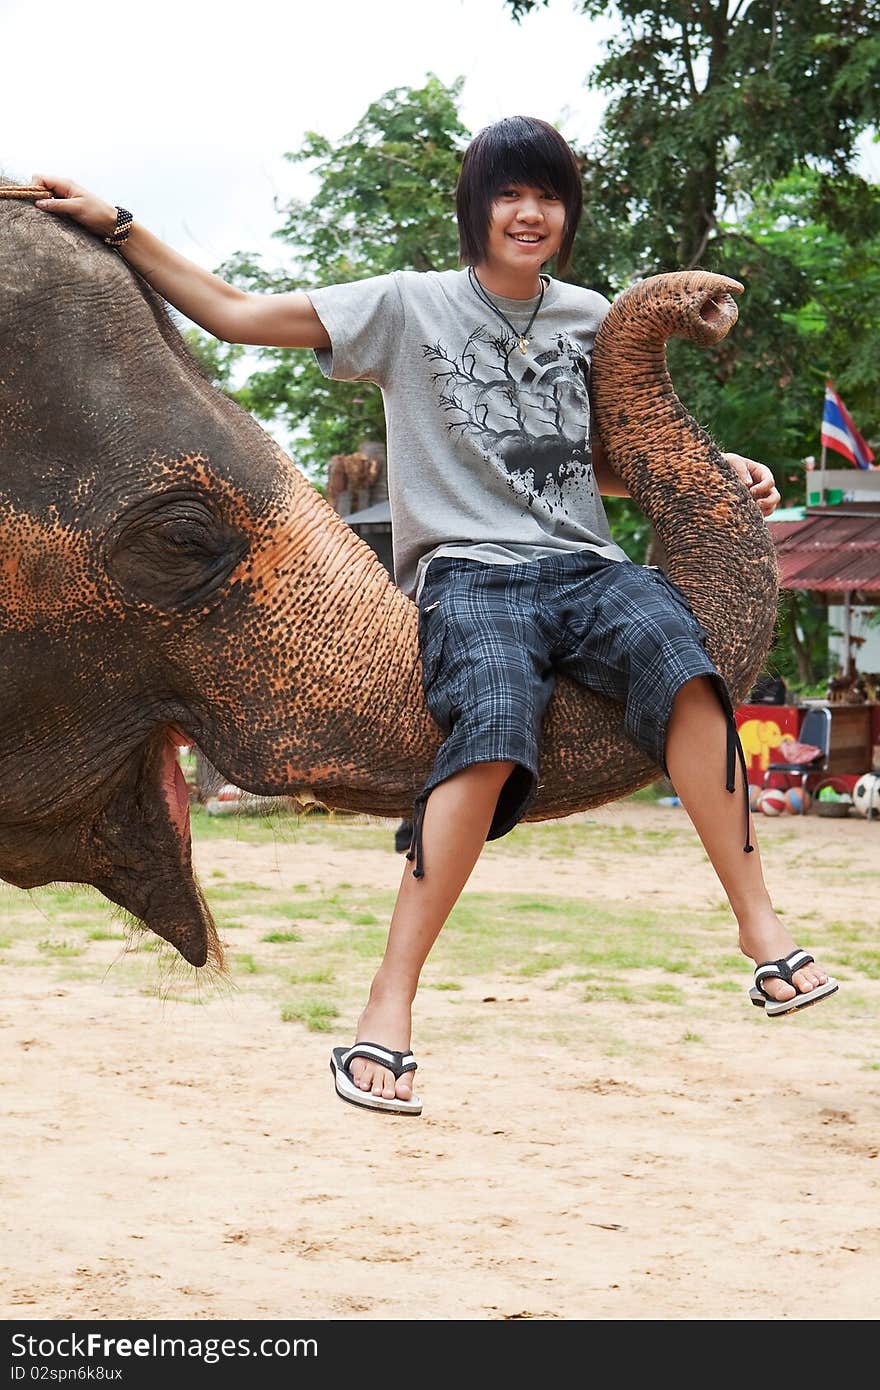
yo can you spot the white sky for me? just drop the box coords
[4,0,877,273]
[2,0,613,273]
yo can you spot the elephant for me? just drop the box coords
[0,180,778,968]
[737,719,786,773]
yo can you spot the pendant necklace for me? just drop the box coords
[468,265,546,354]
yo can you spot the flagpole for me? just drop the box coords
[843,590,853,679]
[817,374,828,506]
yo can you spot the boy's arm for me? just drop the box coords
[592,438,780,517]
[591,437,630,496]
[724,452,781,517]
[32,174,330,350]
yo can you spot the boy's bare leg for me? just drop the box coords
[349,760,516,1102]
[665,676,831,1004]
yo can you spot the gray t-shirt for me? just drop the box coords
[308,267,629,598]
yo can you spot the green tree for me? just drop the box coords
[508,1,880,472]
[510,1,880,267]
[508,1,879,685]
[189,75,468,478]
[656,170,880,499]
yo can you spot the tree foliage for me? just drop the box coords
[506,1,879,685]
[510,1,880,266]
[187,75,468,477]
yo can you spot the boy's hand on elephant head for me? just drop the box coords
[32,175,118,239]
[723,452,781,518]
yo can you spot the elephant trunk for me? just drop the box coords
[187,461,441,815]
[591,272,778,704]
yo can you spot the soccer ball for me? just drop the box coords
[785,786,811,814]
[759,787,787,816]
[852,772,880,820]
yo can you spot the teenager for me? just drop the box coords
[33,116,837,1116]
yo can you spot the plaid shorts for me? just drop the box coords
[413,550,728,852]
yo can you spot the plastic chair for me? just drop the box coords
[761,706,832,810]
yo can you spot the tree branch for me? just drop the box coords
[681,23,700,98]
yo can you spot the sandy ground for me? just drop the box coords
[2,799,879,1323]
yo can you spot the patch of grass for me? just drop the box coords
[581,981,635,1003]
[35,886,97,911]
[140,988,208,1005]
[709,978,743,994]
[208,885,267,903]
[337,926,393,959]
[665,960,713,978]
[36,939,85,958]
[645,982,686,1005]
[517,955,567,978]
[681,1030,702,1043]
[275,900,332,921]
[830,949,879,979]
[1,813,869,1050]
[625,783,666,802]
[495,819,686,859]
[281,999,339,1032]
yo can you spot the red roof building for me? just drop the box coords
[769,503,880,599]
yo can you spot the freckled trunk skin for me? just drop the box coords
[518,272,778,817]
[589,273,779,702]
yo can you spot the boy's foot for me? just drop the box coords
[740,921,832,1006]
[348,997,415,1103]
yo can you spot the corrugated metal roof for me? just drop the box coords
[768,508,880,594]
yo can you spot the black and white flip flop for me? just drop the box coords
[749,948,839,1017]
[330,1042,422,1115]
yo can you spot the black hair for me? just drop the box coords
[455,116,583,277]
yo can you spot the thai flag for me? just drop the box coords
[821,380,875,469]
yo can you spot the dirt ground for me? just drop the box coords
[2,799,879,1322]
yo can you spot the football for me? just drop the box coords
[852,772,880,820]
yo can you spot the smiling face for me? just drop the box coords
[475,184,567,296]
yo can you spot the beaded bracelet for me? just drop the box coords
[104,206,134,247]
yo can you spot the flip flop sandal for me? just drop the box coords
[330,1042,422,1116]
[749,948,839,1017]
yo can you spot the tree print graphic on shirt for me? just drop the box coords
[422,325,598,519]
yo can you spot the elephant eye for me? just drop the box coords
[158,518,213,550]
[107,497,248,611]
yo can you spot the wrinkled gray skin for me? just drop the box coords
[0,189,777,966]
